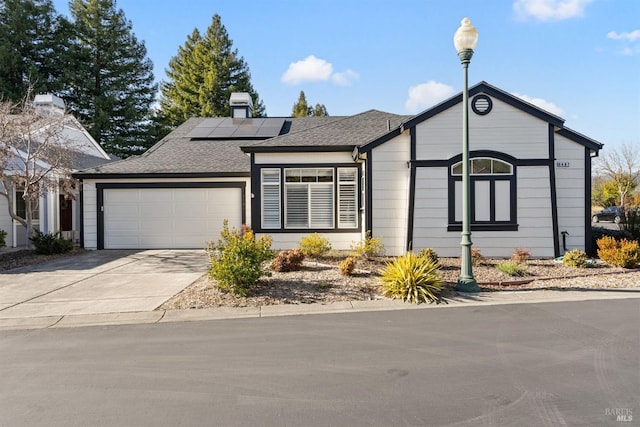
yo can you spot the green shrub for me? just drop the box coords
[597,236,640,268]
[471,247,484,266]
[338,256,358,276]
[496,260,528,277]
[511,248,530,263]
[29,231,73,255]
[562,249,589,268]
[271,249,305,272]
[620,206,640,241]
[208,220,274,296]
[351,231,385,259]
[590,227,633,257]
[298,233,332,258]
[0,229,6,248]
[379,252,443,304]
[417,248,439,267]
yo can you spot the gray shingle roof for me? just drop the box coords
[244,110,408,149]
[74,112,405,177]
[75,118,255,176]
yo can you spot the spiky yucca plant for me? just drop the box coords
[379,252,443,304]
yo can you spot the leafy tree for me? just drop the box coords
[0,90,76,248]
[595,144,640,207]
[61,0,157,157]
[592,177,620,207]
[0,0,68,101]
[160,14,265,126]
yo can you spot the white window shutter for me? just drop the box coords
[285,184,309,228]
[338,168,357,228]
[310,184,334,228]
[261,169,281,228]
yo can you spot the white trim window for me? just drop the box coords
[285,168,334,229]
[260,166,358,230]
[450,157,515,226]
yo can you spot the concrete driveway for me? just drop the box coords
[0,250,209,319]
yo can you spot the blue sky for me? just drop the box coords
[52,0,639,150]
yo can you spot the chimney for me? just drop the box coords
[33,94,65,116]
[229,92,253,118]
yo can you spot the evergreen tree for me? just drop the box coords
[0,0,67,101]
[291,91,328,117]
[160,14,265,126]
[292,90,311,117]
[62,0,157,157]
[312,103,328,117]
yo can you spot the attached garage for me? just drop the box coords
[96,183,245,249]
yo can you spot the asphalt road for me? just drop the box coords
[1,299,638,426]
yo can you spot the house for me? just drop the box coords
[0,94,114,247]
[73,82,603,258]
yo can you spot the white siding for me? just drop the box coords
[415,95,549,161]
[81,177,250,250]
[371,133,410,256]
[82,180,99,249]
[264,232,362,252]
[412,166,555,257]
[0,197,12,247]
[254,152,352,165]
[555,134,587,251]
[412,168,454,255]
[252,152,361,252]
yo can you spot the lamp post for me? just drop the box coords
[454,17,480,292]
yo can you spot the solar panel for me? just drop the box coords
[186,127,217,138]
[186,117,285,139]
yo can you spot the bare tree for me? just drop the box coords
[594,143,640,207]
[0,89,76,248]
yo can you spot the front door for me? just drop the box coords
[60,195,72,231]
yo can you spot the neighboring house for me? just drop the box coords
[74,82,603,257]
[0,95,114,247]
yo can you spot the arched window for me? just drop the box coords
[448,156,517,231]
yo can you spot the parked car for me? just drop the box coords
[592,206,624,223]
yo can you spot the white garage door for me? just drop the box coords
[103,187,242,249]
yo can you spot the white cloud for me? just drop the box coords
[331,69,360,86]
[405,81,455,113]
[281,56,360,86]
[513,92,565,116]
[606,30,640,55]
[621,46,640,56]
[281,55,333,84]
[513,0,593,21]
[607,30,640,41]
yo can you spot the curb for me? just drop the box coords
[1,289,640,332]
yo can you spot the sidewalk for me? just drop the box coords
[1,287,639,331]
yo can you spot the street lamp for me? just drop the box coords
[454,17,480,292]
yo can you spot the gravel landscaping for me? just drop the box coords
[159,254,640,310]
[2,248,638,310]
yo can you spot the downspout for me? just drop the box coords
[548,125,560,258]
[585,148,596,255]
[365,150,373,234]
[406,129,417,252]
[78,180,84,248]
